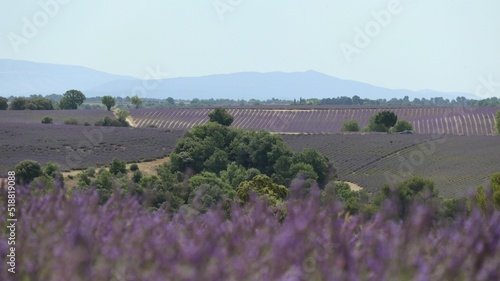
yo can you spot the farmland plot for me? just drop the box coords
[0,109,114,125]
[282,133,500,198]
[0,123,184,174]
[130,106,500,136]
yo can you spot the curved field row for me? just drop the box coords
[129,107,499,136]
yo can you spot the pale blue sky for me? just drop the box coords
[1,0,499,96]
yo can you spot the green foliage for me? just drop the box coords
[85,167,96,177]
[130,163,139,172]
[220,162,247,188]
[289,163,318,181]
[490,172,500,209]
[59,90,86,109]
[374,111,398,132]
[392,120,413,132]
[43,162,59,178]
[131,95,143,109]
[208,107,234,126]
[475,185,487,213]
[95,116,128,127]
[236,174,289,207]
[10,97,27,110]
[132,170,143,183]
[166,97,175,105]
[293,148,330,185]
[376,176,438,218]
[188,172,235,213]
[364,115,387,132]
[342,120,360,132]
[96,169,113,203]
[109,158,127,176]
[203,149,229,174]
[321,181,368,214]
[41,116,53,124]
[0,96,7,110]
[115,109,130,123]
[9,97,53,110]
[101,96,116,111]
[64,117,79,125]
[15,160,43,184]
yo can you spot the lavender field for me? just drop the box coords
[0,186,499,280]
[130,106,500,135]
[0,123,184,173]
[283,133,500,198]
[0,110,114,125]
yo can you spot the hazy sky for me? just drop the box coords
[1,0,499,96]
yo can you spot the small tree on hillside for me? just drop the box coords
[208,107,234,126]
[59,90,86,109]
[15,160,42,184]
[342,120,360,132]
[102,96,116,111]
[392,120,413,132]
[131,95,142,109]
[374,111,398,133]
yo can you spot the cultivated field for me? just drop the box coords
[0,109,114,125]
[282,133,500,198]
[130,106,500,135]
[0,122,184,173]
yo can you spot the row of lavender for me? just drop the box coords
[0,186,498,280]
[129,106,500,135]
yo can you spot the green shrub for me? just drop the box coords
[342,120,360,132]
[64,117,79,125]
[130,163,139,172]
[392,120,413,132]
[41,116,53,124]
[110,158,127,175]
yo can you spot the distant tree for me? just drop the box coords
[15,160,43,184]
[293,148,330,185]
[392,120,413,133]
[9,97,27,110]
[131,95,143,109]
[496,110,500,135]
[208,107,234,126]
[101,96,116,111]
[28,97,53,110]
[59,90,86,109]
[43,162,59,178]
[342,120,360,132]
[166,97,175,105]
[364,115,387,132]
[41,116,53,124]
[109,158,127,176]
[352,95,362,105]
[0,97,8,110]
[374,111,398,133]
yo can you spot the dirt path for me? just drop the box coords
[111,110,138,128]
[345,181,363,191]
[61,156,170,188]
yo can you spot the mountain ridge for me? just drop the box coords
[0,59,476,100]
